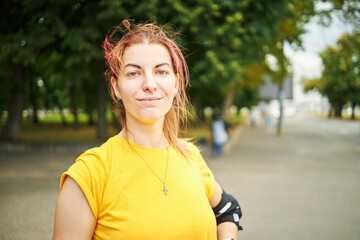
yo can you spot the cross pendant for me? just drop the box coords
[162,185,168,196]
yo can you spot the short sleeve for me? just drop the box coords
[196,153,216,201]
[60,149,107,219]
[185,142,216,201]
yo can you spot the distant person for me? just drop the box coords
[266,110,274,130]
[211,114,229,155]
[250,110,257,127]
[53,20,242,239]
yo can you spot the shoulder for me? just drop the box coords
[61,136,126,195]
[178,140,203,161]
[75,135,123,170]
[180,140,199,152]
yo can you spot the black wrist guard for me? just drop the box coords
[212,190,243,230]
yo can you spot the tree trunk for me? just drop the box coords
[29,77,39,124]
[97,62,107,140]
[328,107,332,118]
[351,101,356,120]
[221,86,236,117]
[85,94,94,126]
[334,103,342,118]
[70,85,79,129]
[1,63,26,141]
[87,108,94,125]
[32,103,39,124]
[57,102,68,127]
[72,106,79,129]
[43,80,68,127]
[277,82,284,136]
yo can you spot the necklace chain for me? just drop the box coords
[130,143,169,196]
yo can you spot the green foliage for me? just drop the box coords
[303,78,321,92]
[266,0,315,87]
[0,0,105,122]
[1,0,318,135]
[318,30,360,116]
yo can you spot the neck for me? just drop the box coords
[120,118,168,149]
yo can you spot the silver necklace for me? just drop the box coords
[131,145,170,196]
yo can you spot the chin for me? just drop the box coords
[136,112,166,124]
[128,106,172,124]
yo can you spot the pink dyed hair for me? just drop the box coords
[102,20,191,155]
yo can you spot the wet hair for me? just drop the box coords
[103,20,190,156]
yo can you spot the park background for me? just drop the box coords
[0,0,359,239]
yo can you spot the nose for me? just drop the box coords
[142,72,157,92]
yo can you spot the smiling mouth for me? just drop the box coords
[138,97,161,102]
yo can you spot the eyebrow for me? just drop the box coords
[124,63,171,69]
[155,63,171,68]
[124,63,141,69]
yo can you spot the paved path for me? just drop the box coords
[0,115,359,240]
[209,117,360,240]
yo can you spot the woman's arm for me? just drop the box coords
[53,176,96,240]
[210,181,239,240]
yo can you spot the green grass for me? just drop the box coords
[17,122,213,144]
[18,122,119,144]
[1,112,245,144]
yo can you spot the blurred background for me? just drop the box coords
[0,0,359,239]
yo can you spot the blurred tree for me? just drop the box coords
[0,54,13,122]
[303,0,359,119]
[99,0,316,120]
[303,78,321,92]
[264,0,315,134]
[1,0,109,139]
[316,31,360,118]
[0,0,320,141]
[0,0,56,140]
[231,63,266,112]
[35,50,69,126]
[337,31,360,119]
[60,3,102,129]
[320,47,348,117]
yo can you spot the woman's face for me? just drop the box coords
[112,43,178,126]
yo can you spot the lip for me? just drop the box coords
[138,97,162,102]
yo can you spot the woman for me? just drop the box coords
[53,20,242,240]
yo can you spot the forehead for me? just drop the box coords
[122,43,172,66]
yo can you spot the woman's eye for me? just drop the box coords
[157,70,168,75]
[128,72,139,77]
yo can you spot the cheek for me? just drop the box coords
[163,80,177,94]
[118,82,137,98]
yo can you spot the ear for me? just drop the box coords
[174,74,180,95]
[110,77,121,99]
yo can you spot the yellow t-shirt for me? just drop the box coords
[60,135,217,239]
